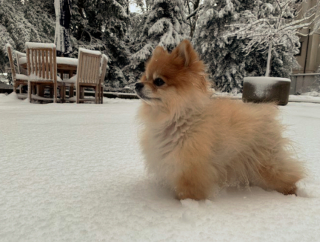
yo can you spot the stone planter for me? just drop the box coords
[242,77,291,106]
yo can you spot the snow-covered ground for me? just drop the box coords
[1,93,320,242]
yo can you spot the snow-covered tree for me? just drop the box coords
[185,0,202,38]
[193,0,308,93]
[127,12,147,43]
[123,0,188,87]
[69,0,130,89]
[0,0,55,73]
[310,0,320,35]
[193,0,259,93]
[224,0,316,77]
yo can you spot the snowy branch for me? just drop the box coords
[186,5,203,20]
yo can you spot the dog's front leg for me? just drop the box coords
[174,144,217,200]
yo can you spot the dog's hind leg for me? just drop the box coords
[258,157,304,195]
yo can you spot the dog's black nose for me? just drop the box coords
[135,83,144,91]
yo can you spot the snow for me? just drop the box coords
[1,94,320,241]
[289,95,320,103]
[25,42,56,49]
[244,77,291,98]
[5,43,12,52]
[15,51,26,57]
[15,74,29,80]
[54,57,78,66]
[28,73,62,82]
[63,74,77,83]
[79,48,101,56]
[19,57,78,66]
[101,54,108,64]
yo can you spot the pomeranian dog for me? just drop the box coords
[135,40,304,200]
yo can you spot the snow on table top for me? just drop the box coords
[0,94,320,242]
[25,42,56,49]
[19,57,78,66]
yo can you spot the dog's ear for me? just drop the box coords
[172,40,199,67]
[153,46,166,57]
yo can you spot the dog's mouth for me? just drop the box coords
[135,92,161,102]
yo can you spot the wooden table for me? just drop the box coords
[20,57,78,101]
[20,57,78,78]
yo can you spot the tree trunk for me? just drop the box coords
[188,0,201,39]
[265,40,272,77]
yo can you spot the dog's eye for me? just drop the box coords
[153,78,165,87]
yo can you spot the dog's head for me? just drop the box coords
[135,40,210,112]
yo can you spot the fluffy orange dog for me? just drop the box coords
[135,40,304,200]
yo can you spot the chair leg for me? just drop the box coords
[70,85,74,98]
[28,81,32,103]
[81,87,84,99]
[101,86,103,104]
[76,85,79,104]
[95,86,99,104]
[61,84,65,103]
[54,83,57,103]
[38,85,44,97]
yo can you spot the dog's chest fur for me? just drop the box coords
[142,112,202,185]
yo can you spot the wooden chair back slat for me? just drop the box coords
[26,49,30,76]
[35,50,38,77]
[31,49,35,76]
[53,50,57,81]
[6,45,16,81]
[49,50,53,80]
[41,51,45,79]
[46,50,49,79]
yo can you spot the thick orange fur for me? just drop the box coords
[136,40,305,200]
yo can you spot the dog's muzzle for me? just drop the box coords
[135,83,144,93]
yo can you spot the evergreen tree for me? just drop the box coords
[0,0,55,73]
[193,0,256,93]
[185,0,202,38]
[70,0,130,89]
[193,0,304,93]
[310,0,320,35]
[123,0,188,87]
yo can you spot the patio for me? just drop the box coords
[1,95,320,241]
[6,43,108,104]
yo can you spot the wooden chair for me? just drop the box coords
[26,42,62,103]
[99,54,108,104]
[75,48,102,104]
[6,44,28,96]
